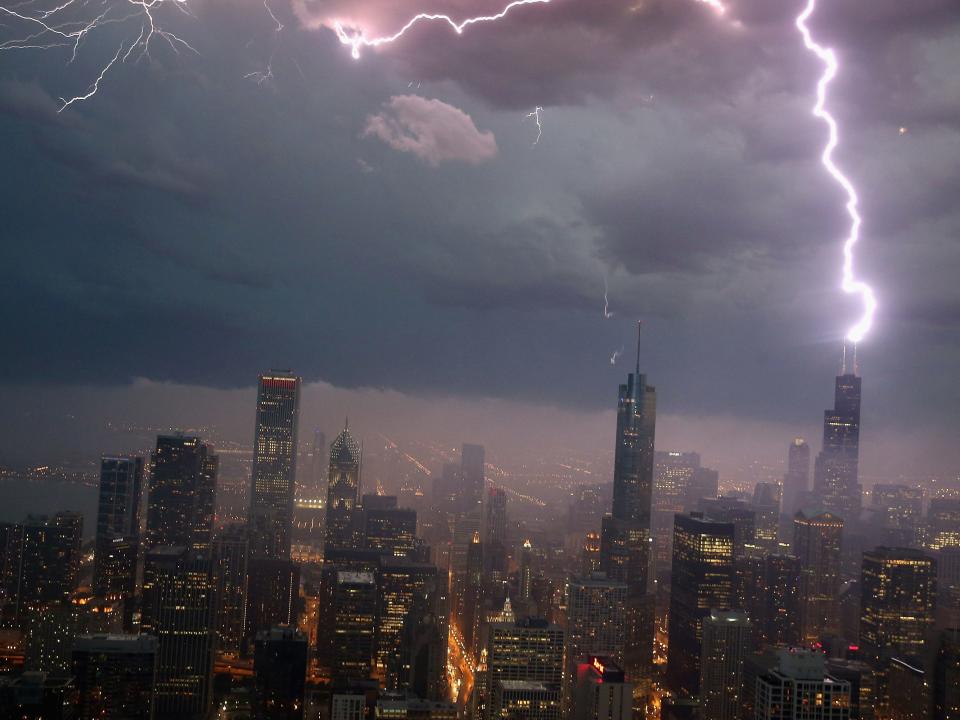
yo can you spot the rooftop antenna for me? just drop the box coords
[635,320,643,376]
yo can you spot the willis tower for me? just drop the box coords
[600,322,656,699]
[813,346,862,524]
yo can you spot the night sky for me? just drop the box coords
[2,0,959,479]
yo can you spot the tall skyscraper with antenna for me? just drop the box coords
[600,322,656,702]
[813,346,862,524]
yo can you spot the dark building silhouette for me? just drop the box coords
[212,524,249,655]
[782,438,811,519]
[376,558,438,688]
[141,546,215,720]
[793,510,843,642]
[253,626,307,720]
[933,628,960,719]
[813,365,862,524]
[147,435,217,552]
[93,457,144,610]
[764,554,802,646]
[246,557,300,646]
[13,512,82,621]
[460,444,485,516]
[362,495,417,559]
[665,512,735,698]
[72,633,157,720]
[249,372,301,560]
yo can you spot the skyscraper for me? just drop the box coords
[328,570,377,683]
[782,438,811,519]
[793,510,843,642]
[460,443,485,516]
[698,609,751,720]
[764,554,802,646]
[600,325,656,695]
[325,425,362,555]
[147,435,217,552]
[484,618,565,720]
[933,628,960,719]
[665,512,735,698]
[813,364,862,524]
[484,486,508,572]
[93,456,144,605]
[249,371,301,560]
[245,557,300,645]
[859,547,937,664]
[571,656,633,720]
[375,557,438,686]
[212,524,249,655]
[312,428,327,496]
[253,626,308,720]
[14,512,83,619]
[564,574,627,707]
[72,634,157,720]
[362,495,417,559]
[141,546,215,720]
[753,482,782,555]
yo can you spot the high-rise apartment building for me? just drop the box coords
[141,546,215,720]
[325,426,362,555]
[665,512,735,698]
[698,609,751,720]
[564,573,627,707]
[93,457,144,604]
[782,438,811,519]
[793,510,844,642]
[249,372,301,560]
[72,633,157,720]
[147,435,217,552]
[813,368,862,524]
[859,547,937,664]
[755,648,852,719]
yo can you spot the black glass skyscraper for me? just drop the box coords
[94,456,143,605]
[249,371,301,560]
[147,435,218,552]
[813,359,862,523]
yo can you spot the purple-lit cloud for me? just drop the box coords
[363,94,497,165]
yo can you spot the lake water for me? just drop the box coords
[0,477,99,539]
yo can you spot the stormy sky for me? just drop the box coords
[2,0,959,481]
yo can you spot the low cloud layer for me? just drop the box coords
[363,94,497,165]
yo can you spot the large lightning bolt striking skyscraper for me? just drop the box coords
[796,0,877,343]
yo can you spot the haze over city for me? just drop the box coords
[1,0,959,718]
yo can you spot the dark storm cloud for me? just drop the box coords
[0,0,959,467]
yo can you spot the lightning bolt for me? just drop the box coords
[332,0,552,60]
[0,0,197,110]
[796,0,877,343]
[603,278,614,319]
[525,106,543,146]
[610,347,623,365]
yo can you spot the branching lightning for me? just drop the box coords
[525,106,543,146]
[796,0,877,343]
[0,0,197,110]
[332,0,552,60]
